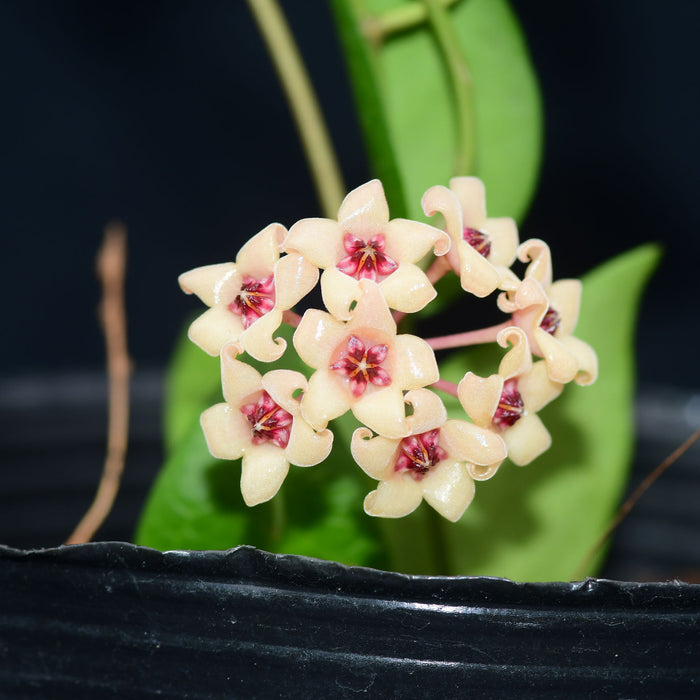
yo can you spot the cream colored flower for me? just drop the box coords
[284,179,450,320]
[458,327,564,466]
[351,388,506,521]
[179,223,318,362]
[422,176,519,297]
[293,279,438,439]
[200,343,333,506]
[497,239,597,386]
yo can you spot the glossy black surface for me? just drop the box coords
[1,542,699,697]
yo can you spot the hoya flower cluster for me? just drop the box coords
[180,178,597,522]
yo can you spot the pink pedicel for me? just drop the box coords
[493,378,525,428]
[462,227,492,258]
[395,429,448,481]
[539,306,562,336]
[330,335,391,397]
[336,233,398,281]
[229,275,275,329]
[240,391,293,448]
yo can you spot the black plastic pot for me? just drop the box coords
[1,542,700,697]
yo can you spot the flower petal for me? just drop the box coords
[337,179,389,235]
[351,428,399,480]
[422,459,475,522]
[559,335,599,386]
[240,443,290,506]
[347,279,396,337]
[483,217,518,267]
[518,239,553,289]
[364,477,423,518]
[293,308,345,370]
[391,334,439,389]
[200,403,249,460]
[261,369,306,414]
[284,217,342,269]
[239,307,286,362]
[285,418,333,467]
[518,360,563,412]
[384,218,450,261]
[449,176,487,227]
[547,279,581,337]
[220,343,263,406]
[503,413,551,466]
[533,327,579,384]
[300,370,349,430]
[440,418,506,466]
[466,461,501,482]
[273,252,319,310]
[352,386,409,440]
[179,263,240,307]
[188,306,244,356]
[421,184,463,243]
[378,263,437,313]
[235,223,285,276]
[497,326,532,380]
[404,388,447,434]
[457,372,502,427]
[456,240,502,298]
[320,267,362,321]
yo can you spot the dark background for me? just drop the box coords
[1,0,698,386]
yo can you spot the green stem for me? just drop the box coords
[365,0,461,43]
[270,488,287,544]
[247,0,345,218]
[425,505,452,575]
[422,0,476,175]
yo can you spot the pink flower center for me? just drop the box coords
[229,275,275,329]
[493,378,524,428]
[463,227,492,258]
[540,306,561,336]
[329,335,391,397]
[240,391,293,448]
[336,233,398,281]
[395,429,447,481]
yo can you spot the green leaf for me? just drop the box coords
[136,400,385,568]
[416,244,660,581]
[331,0,542,222]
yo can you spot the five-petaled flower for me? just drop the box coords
[200,343,333,506]
[284,179,450,320]
[293,279,439,439]
[422,176,519,297]
[179,223,318,362]
[351,388,506,521]
[498,239,598,386]
[458,327,563,466]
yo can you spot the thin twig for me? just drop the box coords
[571,424,700,581]
[65,222,131,544]
[425,321,511,351]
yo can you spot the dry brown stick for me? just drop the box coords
[571,424,700,580]
[65,222,131,545]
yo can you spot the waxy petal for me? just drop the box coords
[235,223,285,276]
[440,419,507,466]
[533,327,579,384]
[448,176,487,227]
[547,279,582,337]
[240,443,290,506]
[261,369,306,415]
[285,419,333,467]
[273,252,319,310]
[457,372,502,427]
[559,335,599,386]
[518,361,564,413]
[320,267,363,321]
[404,388,448,435]
[200,403,249,460]
[220,343,262,406]
[351,428,399,480]
[378,264,437,314]
[456,240,503,297]
[502,413,552,466]
[421,460,475,522]
[300,370,350,430]
[240,307,286,362]
[497,327,532,381]
[188,306,244,357]
[518,239,553,289]
[391,334,439,388]
[384,218,450,261]
[421,185,463,244]
[337,179,389,235]
[293,308,345,370]
[347,279,396,337]
[364,477,423,519]
[352,386,409,440]
[179,263,239,308]
[483,217,518,267]
[284,217,344,269]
